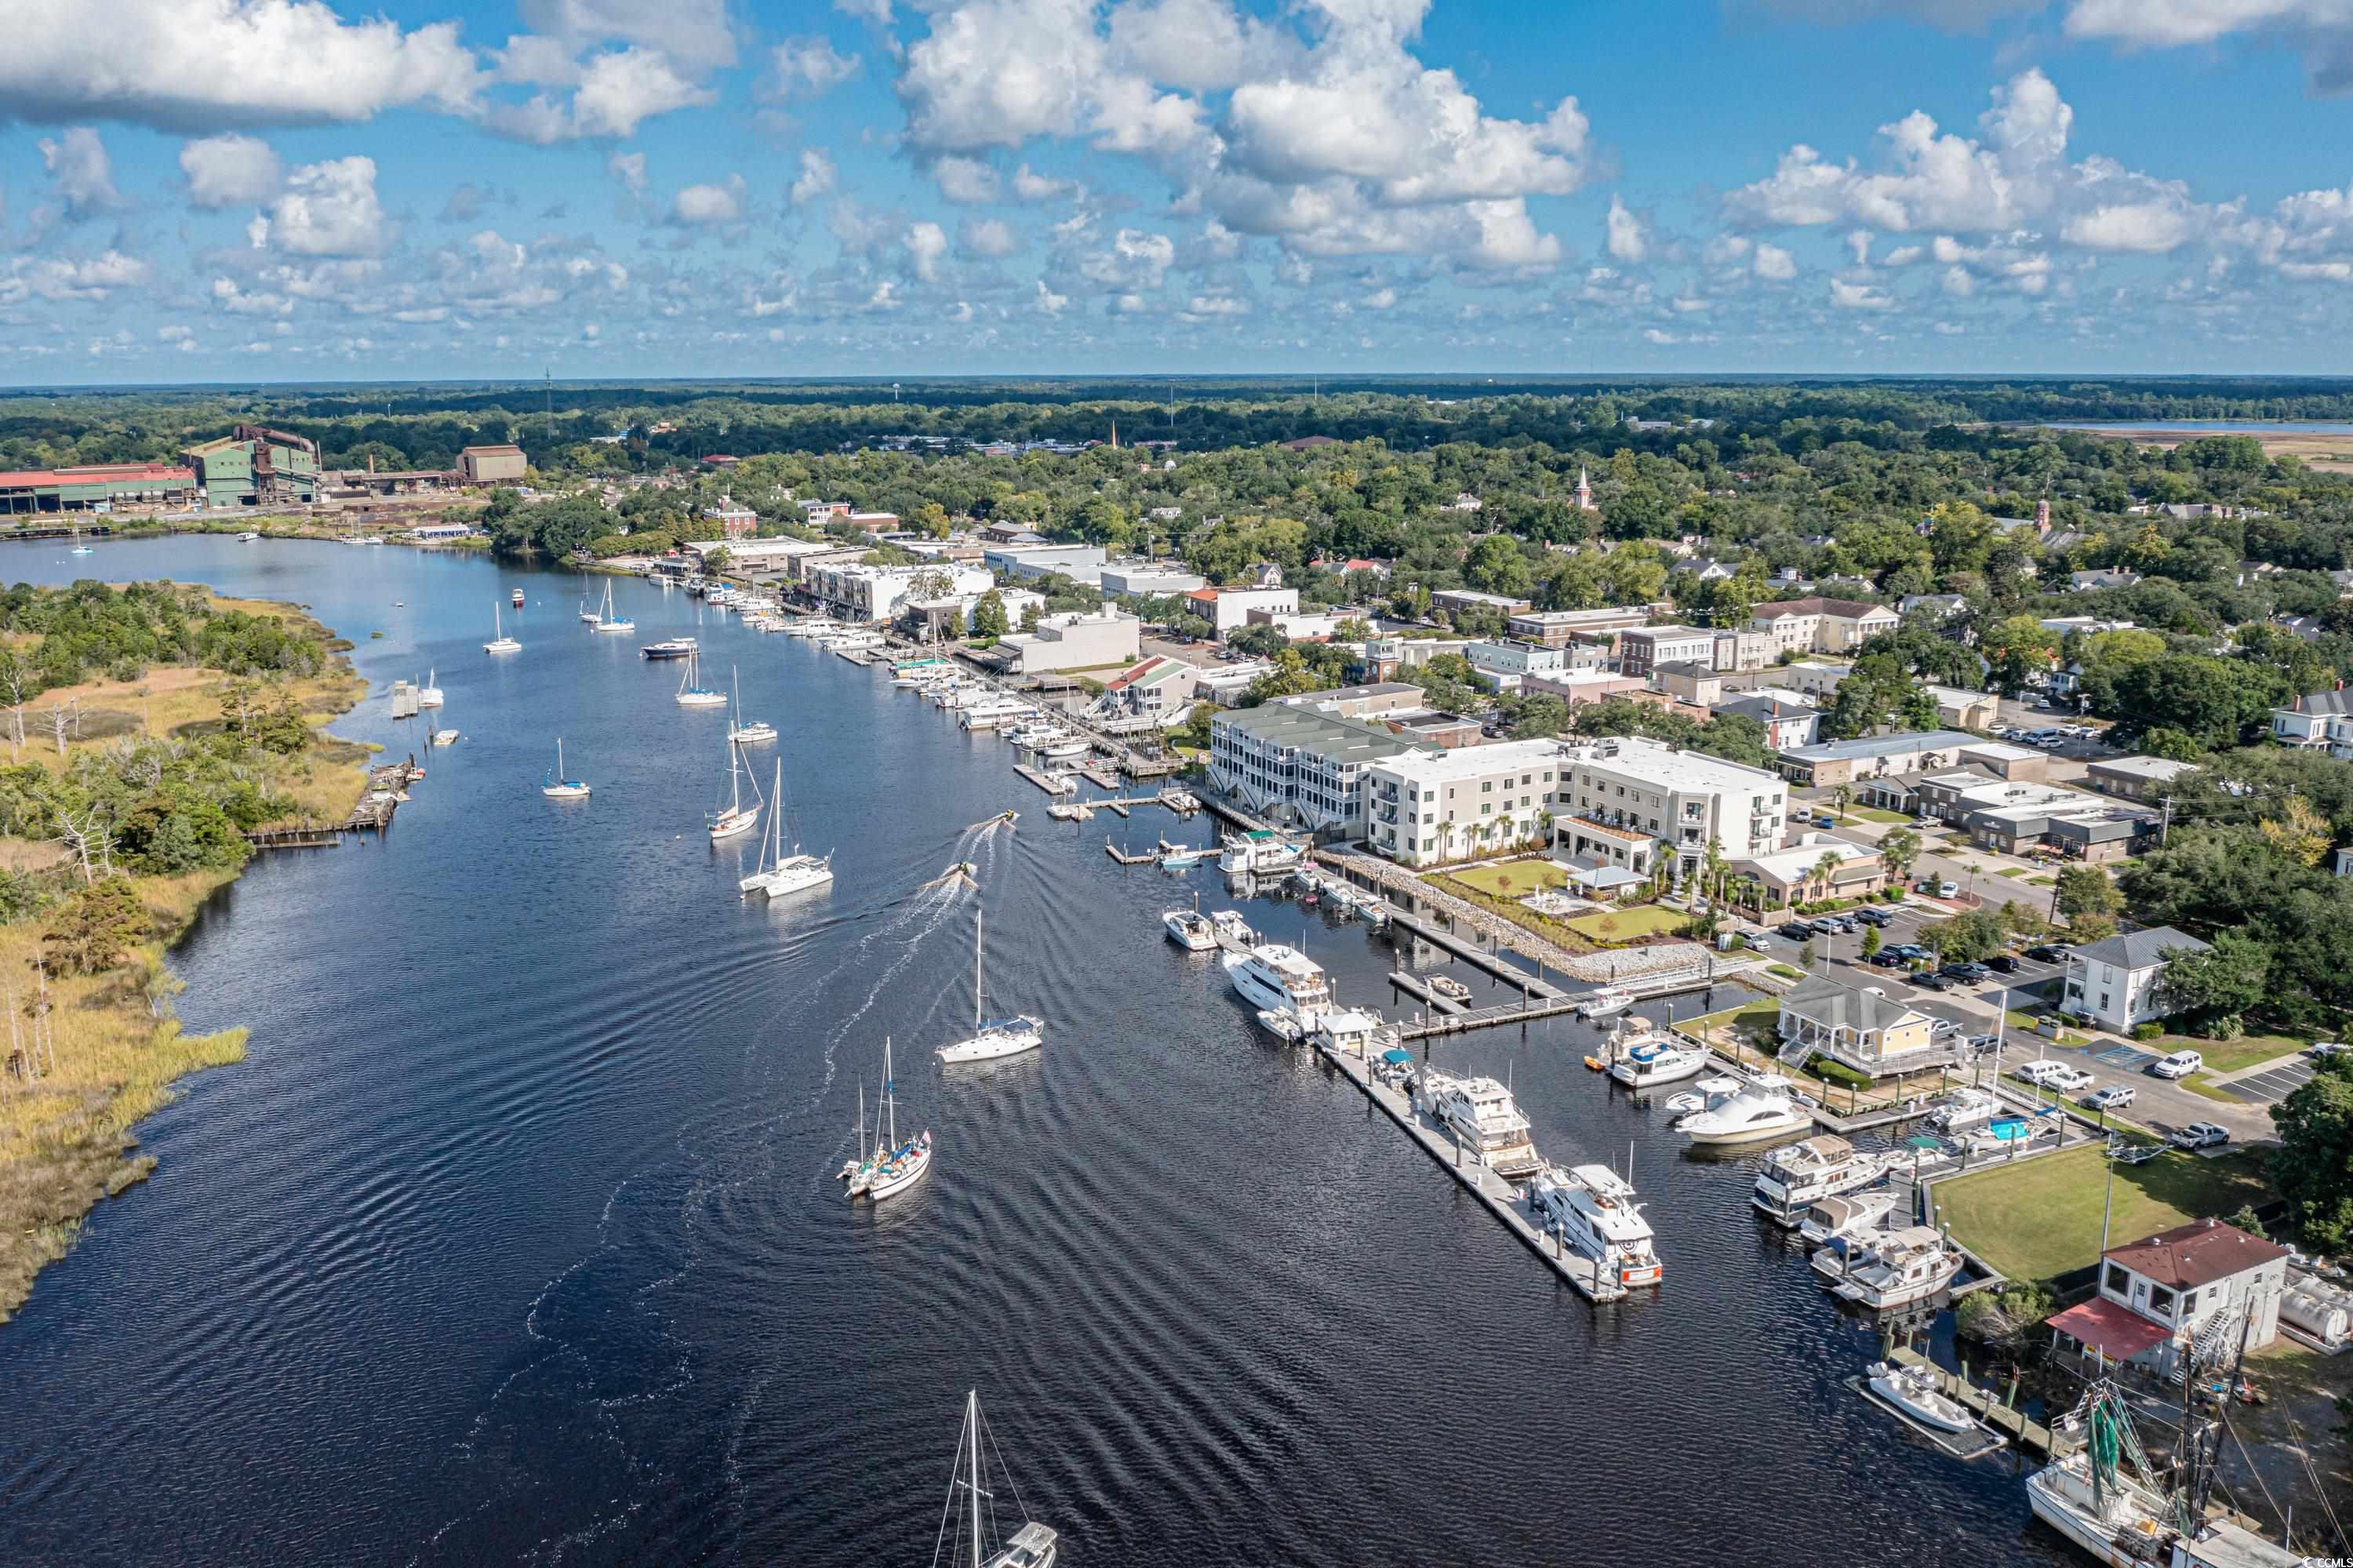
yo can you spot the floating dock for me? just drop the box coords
[1013,764,1078,795]
[1881,1345,2053,1455]
[1309,1035,1624,1302]
[1104,838,1158,864]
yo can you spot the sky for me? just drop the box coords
[5,0,2353,384]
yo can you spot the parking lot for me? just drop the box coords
[1747,901,2072,1017]
[2220,1057,2316,1104]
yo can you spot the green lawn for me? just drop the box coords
[1442,859,1569,898]
[2023,875,2055,887]
[1933,1145,2273,1282]
[1850,807,1911,824]
[1563,904,1689,941]
[2148,1034,2307,1075]
[2006,1010,2091,1049]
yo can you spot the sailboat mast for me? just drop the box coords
[885,1039,897,1150]
[967,1392,984,1568]
[857,1082,867,1164]
[975,908,984,1029]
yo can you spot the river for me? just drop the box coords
[0,537,2073,1566]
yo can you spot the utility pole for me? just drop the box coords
[2158,794,2172,848]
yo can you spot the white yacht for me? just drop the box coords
[1417,1071,1541,1179]
[675,647,727,707]
[1163,894,1218,951]
[1675,1075,1810,1148]
[1811,1224,1963,1308]
[960,698,1033,731]
[1208,910,1256,950]
[1219,830,1304,875]
[936,1392,1060,1568]
[1529,1163,1663,1287]
[2025,1383,2297,1568]
[1577,985,1635,1019]
[591,578,633,633]
[1926,1086,2001,1134]
[738,759,833,898]
[1751,1135,1892,1226]
[1866,1360,1976,1434]
[936,908,1043,1064]
[784,617,838,638]
[540,738,590,799]
[1798,1190,1898,1246]
[1606,1025,1711,1090]
[1221,943,1333,1018]
[483,602,521,653]
[1662,1073,1744,1116]
[707,735,764,841]
[416,668,444,708]
[1038,737,1090,761]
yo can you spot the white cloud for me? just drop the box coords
[1831,278,1894,309]
[931,155,1002,203]
[0,249,151,304]
[791,150,838,206]
[766,35,860,98]
[0,0,482,130]
[38,127,122,214]
[1032,277,1069,315]
[2062,201,2195,253]
[607,151,647,195]
[516,0,735,72]
[671,174,747,226]
[905,220,950,279]
[180,133,285,208]
[2064,0,2353,86]
[1076,227,1177,290]
[489,47,716,141]
[254,155,391,257]
[1013,163,1081,202]
[1753,241,1797,279]
[958,216,1019,257]
[1605,195,1649,263]
[1181,293,1250,318]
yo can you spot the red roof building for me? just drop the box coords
[2047,1218,2292,1377]
[2045,1297,2173,1363]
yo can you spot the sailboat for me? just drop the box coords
[675,646,726,706]
[484,602,521,653]
[591,577,634,633]
[541,738,591,799]
[738,759,833,897]
[837,1082,869,1183]
[707,734,764,840]
[580,592,600,626]
[936,907,1044,1063]
[728,665,776,743]
[416,667,444,708]
[932,1391,1059,1568]
[850,1038,931,1202]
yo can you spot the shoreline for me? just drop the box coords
[0,592,370,1326]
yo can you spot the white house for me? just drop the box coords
[1363,739,1564,867]
[2062,926,2211,1033]
[1551,735,1788,879]
[1185,585,1299,638]
[2046,1219,2289,1378]
[1466,638,1568,690]
[2271,689,2353,756]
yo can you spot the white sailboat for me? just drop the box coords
[936,907,1043,1063]
[707,734,764,840]
[541,738,591,799]
[933,1391,1059,1568]
[851,1038,932,1202]
[728,665,776,743]
[591,577,634,633]
[675,646,726,706]
[483,602,521,653]
[416,667,444,708]
[579,593,600,625]
[738,759,833,897]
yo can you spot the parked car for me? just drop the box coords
[1868,951,1909,968]
[1937,880,1959,898]
[1889,944,1929,960]
[2024,944,2071,963]
[1853,907,1893,927]
[1987,954,2023,973]
[1965,1032,2002,1055]
[2014,1060,2071,1085]
[1914,972,1957,991]
[1809,917,1853,936]
[1778,922,1813,940]
[2171,1122,2231,1150]
[2149,1050,2204,1080]
[2044,1067,2097,1093]
[2309,1042,2348,1060]
[2084,1084,2137,1111]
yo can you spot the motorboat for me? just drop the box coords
[1606,1024,1711,1090]
[706,734,764,841]
[1926,1086,2001,1134]
[483,602,521,653]
[430,728,460,748]
[937,907,1044,1064]
[1577,985,1635,1019]
[591,579,633,633]
[1676,1075,1810,1148]
[936,1391,1060,1568]
[1528,1163,1663,1287]
[541,738,590,799]
[1256,1008,1307,1042]
[1416,1070,1541,1179]
[1221,943,1333,1018]
[1662,1074,1743,1116]
[2025,1382,2297,1568]
[416,667,444,708]
[1219,829,1304,875]
[1866,1360,1976,1434]
[675,647,727,706]
[511,588,526,607]
[1161,846,1206,870]
[235,530,261,542]
[1752,1135,1893,1226]
[1426,974,1473,1003]
[960,698,1033,731]
[1798,1190,1899,1246]
[726,666,775,743]
[1209,910,1255,948]
[1163,897,1218,951]
[1039,737,1091,761]
[1813,1224,1964,1308]
[640,638,696,660]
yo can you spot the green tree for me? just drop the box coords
[970,589,1009,638]
[1463,534,1534,597]
[1923,908,2009,962]
[702,546,734,576]
[2269,1055,2353,1252]
[2155,932,2271,1029]
[2053,865,2122,922]
[1244,648,1326,705]
[2141,727,2205,763]
[1878,828,1922,883]
[1861,924,1882,959]
[1980,614,2061,696]
[41,875,147,976]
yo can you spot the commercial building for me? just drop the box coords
[1097,564,1207,598]
[686,536,841,577]
[1550,735,1789,878]
[984,609,1142,674]
[1779,731,2048,788]
[1092,655,1202,726]
[1748,595,1901,656]
[0,463,196,514]
[458,444,528,485]
[705,497,758,539]
[984,543,1107,585]
[1506,606,1655,647]
[1363,739,1563,867]
[1208,704,1426,837]
[1714,691,1824,751]
[182,425,320,508]
[2063,926,2209,1033]
[1431,588,1533,618]
[1521,670,1647,708]
[1922,684,1998,729]
[2086,756,2198,802]
[1246,607,1355,641]
[1274,682,1425,721]
[1192,659,1275,705]
[1465,639,1567,690]
[1732,833,1885,908]
[2046,1220,2288,1379]
[1775,976,1948,1080]
[806,560,993,624]
[1185,586,1299,638]
[1616,625,1717,679]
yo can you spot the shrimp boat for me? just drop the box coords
[483,602,521,653]
[675,646,727,706]
[727,667,776,743]
[738,758,832,897]
[936,908,1043,1063]
[933,1391,1059,1568]
[591,578,633,633]
[541,739,591,799]
[706,734,764,841]
[2025,1381,2297,1568]
[848,1039,932,1202]
[416,667,444,708]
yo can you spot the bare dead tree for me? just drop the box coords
[0,657,29,763]
[32,963,56,1076]
[42,698,82,758]
[54,804,113,884]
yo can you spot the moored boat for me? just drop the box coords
[1577,984,1635,1018]
[936,907,1043,1064]
[1866,1360,1977,1433]
[1606,1023,1711,1090]
[1676,1075,1810,1147]
[1415,1068,1541,1179]
[1528,1162,1663,1286]
[1221,943,1332,1018]
[1163,897,1217,951]
[1752,1135,1893,1226]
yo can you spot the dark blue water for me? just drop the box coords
[0,537,2070,1566]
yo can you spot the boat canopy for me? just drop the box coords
[1381,1047,1414,1064]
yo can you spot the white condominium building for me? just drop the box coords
[1364,739,1564,867]
[1551,735,1787,879]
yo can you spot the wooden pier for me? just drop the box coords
[342,759,424,831]
[1883,1344,2054,1455]
[1080,764,1122,791]
[1013,763,1078,795]
[1395,992,1596,1041]
[1386,911,1565,1000]
[242,825,345,851]
[1310,1034,1624,1301]
[1104,838,1158,864]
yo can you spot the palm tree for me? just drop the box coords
[1832,784,1853,824]
[1811,849,1844,904]
[1701,834,1727,906]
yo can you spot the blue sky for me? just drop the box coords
[4,0,2353,384]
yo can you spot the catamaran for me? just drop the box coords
[931,1390,1059,1568]
[416,667,444,708]
[484,602,521,653]
[707,734,764,841]
[591,578,633,633]
[541,738,591,799]
[849,1039,932,1202]
[936,908,1044,1062]
[738,759,832,897]
[675,646,726,706]
[728,666,776,744]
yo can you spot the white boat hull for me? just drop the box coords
[1867,1365,1976,1433]
[710,806,761,841]
[861,1134,933,1202]
[678,691,728,707]
[936,1020,1043,1063]
[744,860,833,898]
[1609,1048,1710,1089]
[1682,1112,1812,1146]
[543,784,591,799]
[1163,913,1217,951]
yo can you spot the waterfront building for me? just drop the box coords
[182,425,320,508]
[0,462,197,514]
[806,560,993,624]
[1774,977,1949,1080]
[1185,585,1300,638]
[1208,704,1426,838]
[1363,739,1562,867]
[980,609,1142,674]
[458,444,529,485]
[2046,1220,2287,1378]
[2061,926,2209,1033]
[1730,832,1884,908]
[1551,735,1787,878]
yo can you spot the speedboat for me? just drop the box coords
[1752,1135,1893,1226]
[431,728,460,748]
[1209,909,1254,948]
[511,588,525,606]
[641,638,696,660]
[1813,1224,1964,1308]
[1163,906,1218,951]
[1606,1024,1711,1090]
[1222,943,1332,1017]
[1577,985,1635,1019]
[1663,1074,1743,1116]
[1866,1360,1976,1433]
[1256,1008,1307,1041]
[1676,1075,1810,1148]
[1926,1086,2000,1134]
[1529,1163,1663,1287]
[1426,974,1473,1002]
[1161,847,1206,870]
[1799,1190,1898,1246]
[236,531,261,542]
[1416,1070,1541,1179]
